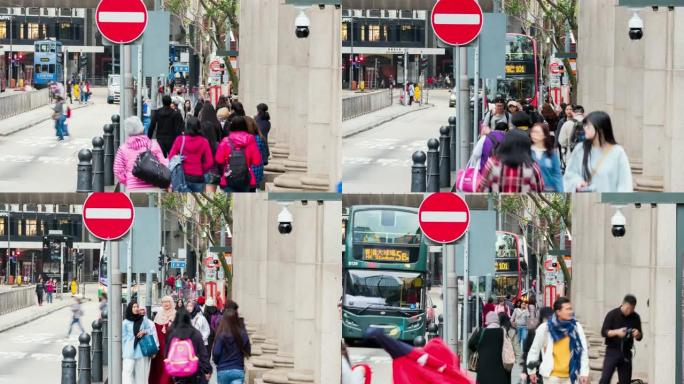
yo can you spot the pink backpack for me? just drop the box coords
[164,337,199,377]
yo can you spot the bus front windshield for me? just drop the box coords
[497,78,535,103]
[344,269,425,311]
[493,276,519,299]
[352,210,421,245]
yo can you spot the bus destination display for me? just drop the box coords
[362,248,410,263]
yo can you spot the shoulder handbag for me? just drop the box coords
[139,333,159,357]
[455,155,481,192]
[590,145,615,180]
[168,135,191,192]
[502,328,516,371]
[468,328,486,372]
[132,144,171,189]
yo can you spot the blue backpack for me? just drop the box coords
[169,135,191,192]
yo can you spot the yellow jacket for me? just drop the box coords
[71,281,77,295]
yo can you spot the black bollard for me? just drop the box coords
[78,333,91,384]
[111,115,120,152]
[426,138,440,192]
[427,322,439,341]
[91,137,105,192]
[101,313,108,364]
[413,335,426,347]
[103,124,114,186]
[437,314,444,339]
[448,116,457,171]
[439,126,451,189]
[76,149,93,193]
[61,345,77,384]
[91,320,103,382]
[410,151,427,193]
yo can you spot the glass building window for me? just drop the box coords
[59,23,71,40]
[341,22,348,41]
[0,8,8,14]
[400,25,415,42]
[0,22,5,39]
[60,8,71,16]
[27,23,39,39]
[24,219,37,236]
[28,7,39,15]
[367,25,381,42]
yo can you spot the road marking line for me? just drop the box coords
[433,14,481,25]
[421,211,467,222]
[84,208,132,219]
[98,11,145,23]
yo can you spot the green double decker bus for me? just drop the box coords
[342,205,429,343]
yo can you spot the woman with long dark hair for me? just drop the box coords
[563,111,633,192]
[530,122,563,192]
[198,102,223,192]
[215,116,262,193]
[167,117,214,192]
[540,103,559,135]
[477,129,545,192]
[212,306,251,384]
[165,308,212,384]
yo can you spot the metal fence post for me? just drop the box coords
[61,345,77,384]
[439,126,451,189]
[103,124,114,186]
[76,149,93,193]
[426,138,440,192]
[91,320,103,382]
[78,333,92,384]
[449,116,457,171]
[91,137,105,192]
[111,115,120,152]
[410,151,427,193]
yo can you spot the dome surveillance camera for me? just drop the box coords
[278,203,293,234]
[611,208,626,238]
[295,9,310,39]
[628,11,644,40]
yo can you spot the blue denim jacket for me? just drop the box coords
[122,318,158,360]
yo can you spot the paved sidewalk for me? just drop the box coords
[0,101,92,137]
[342,102,432,139]
[0,290,93,334]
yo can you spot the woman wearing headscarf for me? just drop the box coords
[149,296,175,384]
[186,300,211,347]
[122,300,158,384]
[468,311,508,384]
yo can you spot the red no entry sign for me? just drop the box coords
[83,193,135,240]
[418,193,471,244]
[431,0,484,46]
[96,0,148,44]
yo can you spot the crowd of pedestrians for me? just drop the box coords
[460,97,633,193]
[114,92,270,193]
[123,296,251,384]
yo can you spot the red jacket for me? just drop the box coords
[215,131,262,188]
[168,134,214,177]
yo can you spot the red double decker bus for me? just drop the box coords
[493,231,528,303]
[497,33,539,107]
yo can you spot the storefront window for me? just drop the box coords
[0,22,5,39]
[27,23,39,39]
[367,25,381,42]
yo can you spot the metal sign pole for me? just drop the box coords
[445,243,458,353]
[453,46,460,170]
[461,231,470,370]
[60,242,64,296]
[126,232,132,301]
[472,37,480,149]
[110,239,122,384]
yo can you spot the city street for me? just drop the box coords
[342,89,453,193]
[0,284,99,384]
[0,87,117,192]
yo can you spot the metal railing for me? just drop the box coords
[0,88,51,120]
[0,285,36,316]
[342,89,392,121]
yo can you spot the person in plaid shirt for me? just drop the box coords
[477,129,545,192]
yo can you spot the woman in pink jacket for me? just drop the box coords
[167,116,214,192]
[215,116,262,193]
[113,116,167,191]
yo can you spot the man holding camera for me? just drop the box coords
[599,294,642,384]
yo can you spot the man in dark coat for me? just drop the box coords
[147,95,183,157]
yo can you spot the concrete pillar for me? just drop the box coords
[293,202,317,372]
[314,200,343,383]
[233,194,269,328]
[275,201,296,358]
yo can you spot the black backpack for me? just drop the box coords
[223,139,251,188]
[569,119,585,152]
[488,111,511,129]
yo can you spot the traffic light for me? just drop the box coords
[79,54,87,68]
[158,253,165,269]
[420,57,428,71]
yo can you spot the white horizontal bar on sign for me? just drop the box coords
[421,211,467,223]
[98,11,145,23]
[84,208,132,220]
[434,14,481,25]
